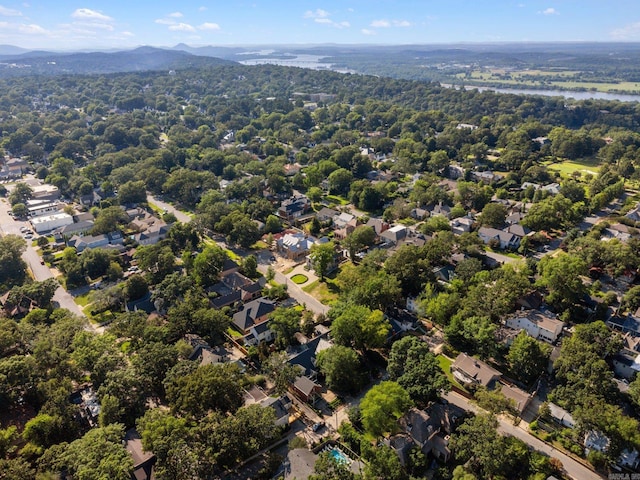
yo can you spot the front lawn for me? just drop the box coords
[302,276,340,304]
[437,354,465,389]
[291,274,309,284]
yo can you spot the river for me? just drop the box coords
[444,84,640,103]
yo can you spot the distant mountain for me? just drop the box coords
[0,44,31,56]
[0,46,235,77]
[171,44,248,59]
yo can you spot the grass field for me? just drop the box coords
[456,70,640,94]
[547,157,601,178]
[325,195,349,206]
[437,354,465,389]
[291,274,309,284]
[302,277,340,304]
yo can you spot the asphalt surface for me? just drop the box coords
[444,391,604,480]
[0,197,91,328]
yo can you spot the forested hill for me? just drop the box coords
[2,63,640,132]
[0,47,234,77]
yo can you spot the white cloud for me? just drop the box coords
[611,21,640,40]
[0,5,22,16]
[155,18,174,25]
[121,31,134,37]
[540,7,558,15]
[198,6,207,12]
[169,22,196,32]
[370,19,411,28]
[71,8,112,22]
[361,28,376,36]
[370,19,390,28]
[304,8,330,19]
[315,18,331,24]
[168,12,183,18]
[18,23,46,34]
[199,22,220,31]
[76,21,114,31]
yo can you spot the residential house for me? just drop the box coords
[450,216,474,235]
[607,314,640,337]
[53,220,94,238]
[506,212,525,225]
[333,212,356,230]
[451,353,502,388]
[221,258,240,277]
[288,333,333,379]
[411,207,428,220]
[291,375,321,404]
[472,171,503,184]
[506,223,532,240]
[0,157,28,178]
[277,233,317,261]
[124,429,156,480]
[232,297,276,335]
[315,207,339,224]
[244,320,275,347]
[626,203,640,223]
[504,310,565,344]
[548,402,576,429]
[366,217,390,237]
[184,334,229,367]
[278,195,311,221]
[259,395,292,427]
[334,216,358,240]
[430,202,451,219]
[584,430,610,456]
[611,352,640,380]
[68,231,123,253]
[500,384,532,415]
[478,227,521,250]
[380,225,408,246]
[448,164,466,179]
[542,183,561,195]
[133,224,169,246]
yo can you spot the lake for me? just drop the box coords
[445,84,640,103]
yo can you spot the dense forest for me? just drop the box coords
[1,59,640,480]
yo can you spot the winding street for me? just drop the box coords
[444,391,604,480]
[0,197,91,328]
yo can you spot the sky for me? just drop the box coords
[1,1,640,50]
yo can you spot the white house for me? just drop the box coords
[504,310,565,344]
[478,227,521,250]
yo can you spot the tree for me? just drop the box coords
[269,307,301,349]
[0,235,27,289]
[241,254,258,278]
[8,182,32,205]
[362,443,407,480]
[536,253,587,311]
[360,381,412,437]
[192,244,227,287]
[125,274,148,301]
[132,342,178,397]
[507,331,551,385]
[479,202,507,228]
[450,414,506,479]
[309,241,335,280]
[51,423,133,480]
[331,304,389,352]
[327,168,353,196]
[343,225,376,260]
[316,345,364,393]
[264,352,303,394]
[165,363,245,418]
[117,180,146,205]
[91,206,130,235]
[474,387,516,415]
[387,336,450,406]
[137,409,196,480]
[11,202,27,218]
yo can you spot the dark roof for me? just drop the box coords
[288,333,332,376]
[293,376,320,397]
[212,290,241,309]
[223,271,252,290]
[222,258,240,272]
[232,297,275,331]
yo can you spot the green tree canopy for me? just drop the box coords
[360,381,412,437]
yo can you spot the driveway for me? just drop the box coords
[444,391,604,480]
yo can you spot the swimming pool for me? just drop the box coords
[329,447,350,465]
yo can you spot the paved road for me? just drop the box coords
[444,391,604,480]
[0,198,91,328]
[146,193,192,223]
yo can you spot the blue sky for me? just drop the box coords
[0,1,640,50]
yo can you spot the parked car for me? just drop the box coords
[312,422,325,432]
